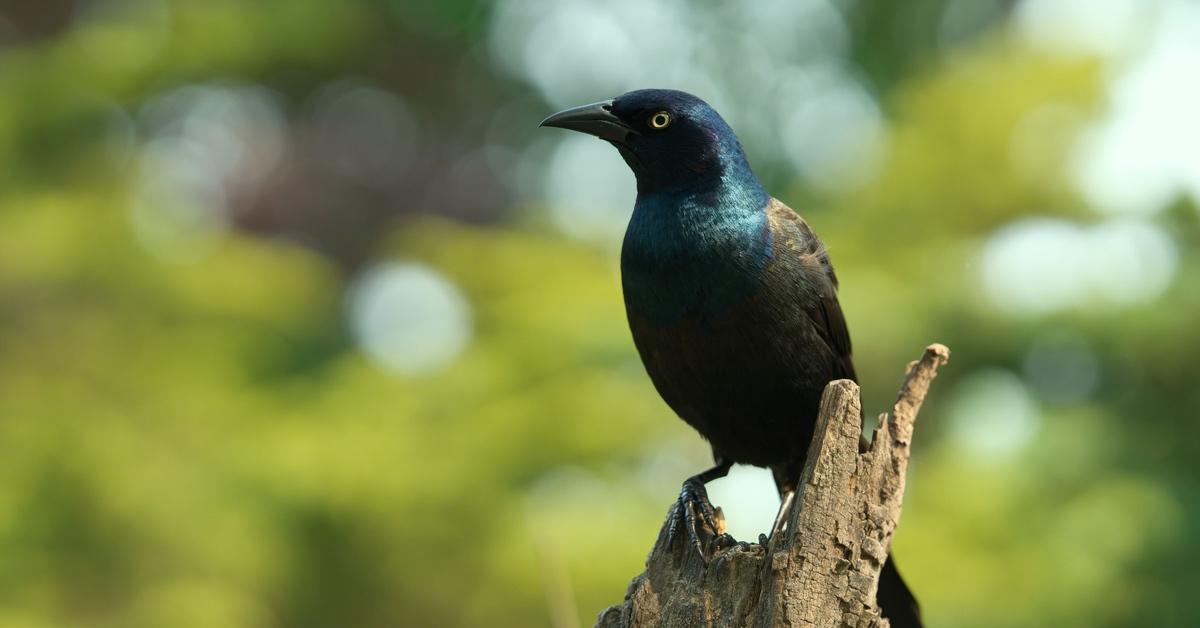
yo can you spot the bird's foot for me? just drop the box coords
[660,477,723,559]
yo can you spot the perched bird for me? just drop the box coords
[541,89,920,627]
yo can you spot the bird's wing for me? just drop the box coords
[767,198,857,382]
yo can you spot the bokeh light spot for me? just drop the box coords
[946,369,1041,462]
[543,134,636,245]
[1016,0,1156,58]
[131,83,285,260]
[1072,3,1200,215]
[981,217,1177,316]
[775,63,886,191]
[347,262,473,375]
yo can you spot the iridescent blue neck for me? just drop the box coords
[621,163,772,325]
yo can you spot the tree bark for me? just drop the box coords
[597,344,951,628]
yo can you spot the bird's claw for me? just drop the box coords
[660,477,723,559]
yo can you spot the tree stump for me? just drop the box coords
[597,344,950,628]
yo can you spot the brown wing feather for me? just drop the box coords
[766,199,857,382]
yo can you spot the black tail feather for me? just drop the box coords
[878,554,922,628]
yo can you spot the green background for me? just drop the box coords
[0,1,1196,626]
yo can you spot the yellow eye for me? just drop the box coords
[649,111,671,129]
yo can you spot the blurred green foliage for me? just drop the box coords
[1,1,1198,627]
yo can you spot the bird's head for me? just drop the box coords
[540,89,758,194]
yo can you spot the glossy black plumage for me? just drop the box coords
[542,89,921,628]
[625,198,851,473]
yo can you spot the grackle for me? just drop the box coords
[541,89,921,627]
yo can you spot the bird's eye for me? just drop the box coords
[648,111,671,129]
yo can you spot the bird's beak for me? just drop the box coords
[539,100,637,146]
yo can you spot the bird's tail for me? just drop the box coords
[878,554,922,628]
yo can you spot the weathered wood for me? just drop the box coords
[597,344,950,628]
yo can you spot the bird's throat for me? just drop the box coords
[620,182,772,326]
